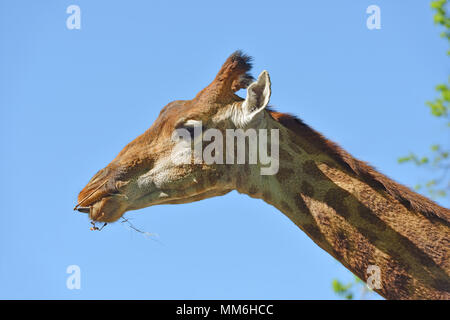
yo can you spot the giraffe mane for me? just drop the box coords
[268,109,450,224]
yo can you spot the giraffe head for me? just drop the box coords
[76,51,274,223]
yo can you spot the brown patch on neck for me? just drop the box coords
[268,109,450,223]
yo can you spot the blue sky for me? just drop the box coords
[0,0,448,299]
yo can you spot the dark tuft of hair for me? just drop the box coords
[229,50,253,73]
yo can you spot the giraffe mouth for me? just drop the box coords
[134,187,234,208]
[76,206,91,214]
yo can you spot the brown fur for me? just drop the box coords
[268,110,450,224]
[191,50,253,104]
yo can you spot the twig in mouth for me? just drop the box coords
[120,217,163,245]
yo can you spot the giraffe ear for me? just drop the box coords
[242,70,271,121]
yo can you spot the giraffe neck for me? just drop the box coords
[234,113,450,300]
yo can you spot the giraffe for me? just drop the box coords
[75,51,450,300]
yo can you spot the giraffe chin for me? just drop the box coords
[87,196,128,223]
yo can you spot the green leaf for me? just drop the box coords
[435,13,445,24]
[398,156,412,163]
[431,144,440,151]
[426,180,436,187]
[437,190,447,197]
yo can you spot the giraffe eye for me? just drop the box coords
[176,120,203,139]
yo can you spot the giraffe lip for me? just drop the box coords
[76,206,91,214]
